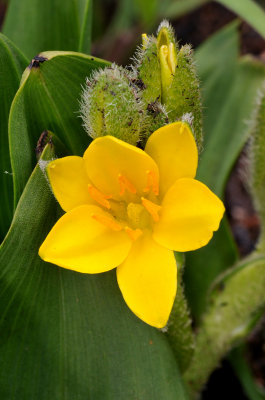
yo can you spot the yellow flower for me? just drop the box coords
[39,122,224,328]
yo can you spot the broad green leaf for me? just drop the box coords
[163,0,209,18]
[9,51,108,208]
[3,0,92,58]
[0,34,28,242]
[78,0,93,54]
[184,23,240,319]
[216,0,265,40]
[133,0,158,28]
[184,22,265,320]
[103,0,136,37]
[229,345,265,400]
[197,55,265,196]
[0,142,188,400]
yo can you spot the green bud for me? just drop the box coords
[132,33,169,142]
[81,65,144,145]
[249,83,265,251]
[164,44,203,151]
[135,35,162,104]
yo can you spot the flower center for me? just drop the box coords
[127,202,150,229]
[88,171,161,241]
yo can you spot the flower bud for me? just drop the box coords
[136,35,162,104]
[157,22,203,150]
[81,65,144,145]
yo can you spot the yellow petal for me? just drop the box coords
[47,156,92,212]
[153,178,225,252]
[145,122,198,197]
[83,136,159,199]
[117,232,177,328]
[39,205,131,273]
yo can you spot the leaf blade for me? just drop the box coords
[0,34,28,241]
[8,51,109,207]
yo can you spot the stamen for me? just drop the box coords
[118,174,137,196]
[179,121,186,135]
[143,170,159,196]
[141,197,161,222]
[88,184,111,209]
[125,227,142,241]
[91,213,122,231]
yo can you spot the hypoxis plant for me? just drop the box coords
[1,10,265,400]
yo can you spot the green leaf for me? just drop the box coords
[163,0,209,19]
[216,0,265,40]
[78,0,93,54]
[3,0,93,58]
[0,142,188,400]
[184,22,265,319]
[9,51,109,208]
[229,345,265,400]
[133,0,158,28]
[184,21,265,320]
[0,34,28,242]
[183,22,240,319]
[198,55,265,196]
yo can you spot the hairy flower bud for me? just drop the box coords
[136,35,162,104]
[81,65,144,145]
[133,21,202,148]
[156,21,202,150]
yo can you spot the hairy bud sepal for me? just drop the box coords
[81,65,144,145]
[164,45,203,151]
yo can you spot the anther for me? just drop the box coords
[118,174,137,196]
[91,213,122,231]
[141,197,161,222]
[88,184,111,209]
[143,170,159,196]
[125,227,143,241]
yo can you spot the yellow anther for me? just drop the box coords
[143,170,159,196]
[118,174,137,196]
[141,197,161,222]
[125,227,143,241]
[142,33,148,49]
[91,213,122,232]
[88,184,111,209]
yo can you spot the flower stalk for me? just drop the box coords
[184,254,265,397]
